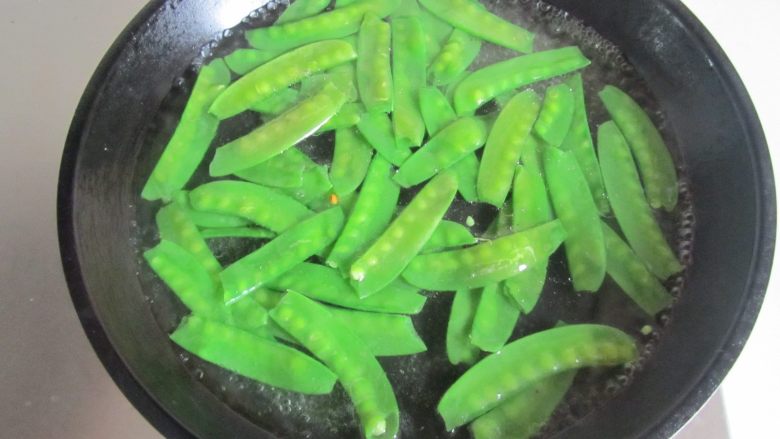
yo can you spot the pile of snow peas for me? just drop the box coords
[140,0,684,437]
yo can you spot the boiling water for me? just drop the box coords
[131,0,695,437]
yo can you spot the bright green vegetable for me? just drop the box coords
[429,29,481,86]
[519,134,544,173]
[171,315,338,394]
[419,7,453,45]
[155,203,221,280]
[394,116,488,187]
[419,0,534,53]
[534,83,575,147]
[421,220,476,253]
[210,81,347,176]
[249,87,301,115]
[357,111,412,165]
[277,0,331,24]
[224,48,280,75]
[270,292,399,438]
[327,156,400,270]
[602,222,674,315]
[437,324,638,429]
[452,153,480,202]
[220,207,344,304]
[173,191,251,228]
[560,74,609,214]
[599,85,678,211]
[327,307,426,356]
[403,220,566,291]
[351,171,458,296]
[357,14,393,113]
[392,16,427,148]
[200,227,276,240]
[454,47,590,115]
[235,147,317,189]
[189,181,313,233]
[142,59,229,201]
[318,102,364,133]
[331,127,374,197]
[470,283,519,352]
[210,41,355,120]
[477,90,541,207]
[329,62,360,102]
[419,86,456,136]
[278,165,334,209]
[544,147,606,292]
[446,288,481,365]
[597,121,682,279]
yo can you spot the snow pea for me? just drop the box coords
[419,85,456,136]
[453,153,480,202]
[357,14,393,113]
[248,87,301,115]
[419,0,534,53]
[210,81,347,176]
[471,283,520,352]
[270,292,399,439]
[329,62,360,103]
[268,262,427,314]
[234,146,317,189]
[419,7,453,45]
[278,165,334,210]
[421,220,476,253]
[453,47,590,115]
[402,220,566,291]
[560,74,609,214]
[141,59,229,201]
[327,307,426,356]
[277,0,330,24]
[246,0,400,53]
[318,102,364,133]
[189,181,313,233]
[477,90,541,207]
[220,207,345,304]
[327,156,400,270]
[351,171,458,296]
[597,121,682,279]
[394,116,488,187]
[534,83,575,147]
[201,227,276,240]
[171,315,338,394]
[429,29,481,86]
[156,203,221,280]
[599,85,678,211]
[224,48,280,75]
[519,134,544,173]
[470,370,576,439]
[544,147,606,292]
[172,191,251,228]
[446,288,481,365]
[392,16,427,148]
[602,222,674,315]
[357,111,412,165]
[331,127,374,197]
[437,324,637,429]
[209,41,355,120]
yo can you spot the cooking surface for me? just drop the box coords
[0,0,775,438]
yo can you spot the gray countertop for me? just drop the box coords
[1,0,772,438]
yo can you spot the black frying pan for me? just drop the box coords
[57,0,775,438]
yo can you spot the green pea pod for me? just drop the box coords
[429,29,481,86]
[224,48,281,75]
[277,0,331,24]
[438,324,638,429]
[419,7,453,45]
[318,102,364,133]
[602,222,674,315]
[403,220,566,291]
[331,127,374,197]
[351,171,458,296]
[470,283,520,352]
[534,83,575,147]
[503,264,547,314]
[246,0,400,53]
[327,307,426,356]
[454,47,590,115]
[142,59,229,201]
[201,227,276,240]
[235,147,317,189]
[452,153,480,202]
[268,263,427,314]
[519,134,544,174]
[327,156,400,270]
[173,191,251,228]
[357,14,393,113]
[249,87,301,115]
[470,371,576,439]
[156,203,221,280]
[599,85,678,210]
[210,81,347,176]
[210,41,355,120]
[394,116,488,187]
[189,181,313,233]
[419,0,534,53]
[329,62,360,102]
[220,207,345,304]
[421,220,477,253]
[225,293,270,332]
[171,315,337,394]
[446,288,481,365]
[270,292,399,439]
[544,147,606,292]
[357,111,412,165]
[597,121,682,279]
[419,85,456,136]
[477,90,541,207]
[392,16,427,148]
[278,165,334,210]
[560,74,609,214]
